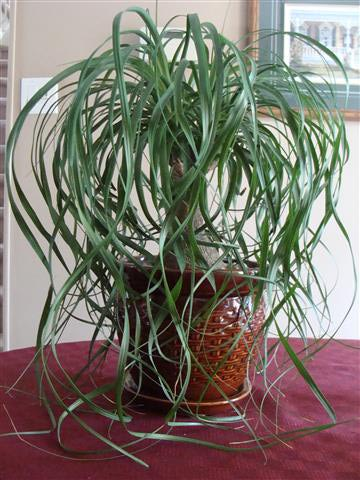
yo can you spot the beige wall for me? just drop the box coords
[4,0,359,349]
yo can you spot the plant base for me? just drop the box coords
[125,379,251,416]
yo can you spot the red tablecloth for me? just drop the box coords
[0,339,359,480]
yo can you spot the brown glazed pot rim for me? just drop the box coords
[122,258,259,297]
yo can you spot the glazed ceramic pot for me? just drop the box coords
[120,260,265,408]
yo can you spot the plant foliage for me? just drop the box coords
[5,7,355,465]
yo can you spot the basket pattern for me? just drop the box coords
[122,293,265,402]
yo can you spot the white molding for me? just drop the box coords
[3,0,17,351]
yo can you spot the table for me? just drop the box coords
[0,339,359,480]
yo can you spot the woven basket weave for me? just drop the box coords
[120,262,265,404]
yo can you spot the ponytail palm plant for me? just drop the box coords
[5,7,354,465]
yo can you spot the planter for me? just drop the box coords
[120,260,265,413]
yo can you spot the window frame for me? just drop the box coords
[248,0,360,120]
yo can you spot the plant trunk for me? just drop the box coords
[168,157,221,268]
